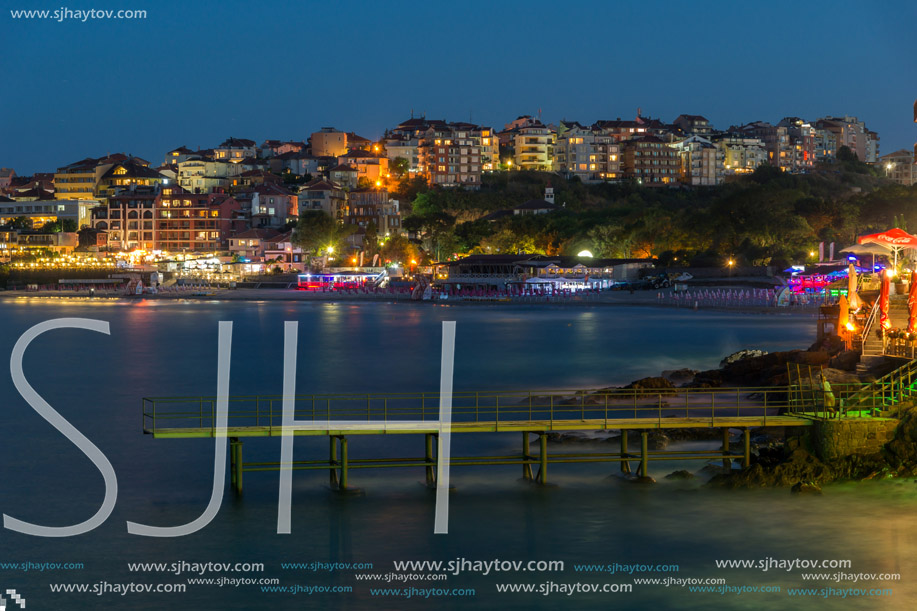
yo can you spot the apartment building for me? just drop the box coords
[177,159,245,193]
[731,122,791,169]
[310,128,349,157]
[511,121,555,171]
[214,138,258,162]
[156,185,242,252]
[879,150,917,186]
[419,124,483,188]
[346,189,402,237]
[554,123,622,181]
[712,134,768,174]
[623,135,680,185]
[815,116,879,162]
[299,179,348,219]
[670,136,723,185]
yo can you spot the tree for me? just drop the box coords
[391,157,409,177]
[402,211,455,261]
[379,235,421,265]
[292,210,356,256]
[9,216,31,231]
[837,145,857,163]
[363,221,380,256]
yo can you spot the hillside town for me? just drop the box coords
[0,111,912,286]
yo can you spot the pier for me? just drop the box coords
[141,374,908,493]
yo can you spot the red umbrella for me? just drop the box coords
[858,228,917,268]
[879,270,891,329]
[908,270,917,333]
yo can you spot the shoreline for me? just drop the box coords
[0,287,822,315]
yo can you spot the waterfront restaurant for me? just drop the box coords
[297,271,382,291]
[433,254,654,292]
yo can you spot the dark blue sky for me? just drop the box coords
[2,0,915,173]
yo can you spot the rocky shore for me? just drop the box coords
[543,338,917,492]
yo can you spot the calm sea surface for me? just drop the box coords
[1,298,915,610]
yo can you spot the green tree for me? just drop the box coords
[9,216,31,231]
[391,157,410,177]
[402,212,455,260]
[292,210,355,256]
[379,235,421,265]
[837,145,857,163]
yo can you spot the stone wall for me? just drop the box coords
[812,418,899,461]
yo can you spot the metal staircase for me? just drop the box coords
[845,357,917,412]
[858,295,910,373]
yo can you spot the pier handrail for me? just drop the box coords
[140,384,890,435]
[859,297,880,350]
[844,358,917,410]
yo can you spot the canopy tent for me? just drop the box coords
[857,228,917,268]
[840,242,889,271]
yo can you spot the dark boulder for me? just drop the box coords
[665,470,695,480]
[623,377,677,395]
[790,481,822,495]
[828,350,860,371]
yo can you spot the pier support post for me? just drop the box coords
[425,433,437,486]
[339,436,349,490]
[329,437,339,488]
[535,433,547,485]
[640,431,648,479]
[742,428,751,469]
[522,432,534,481]
[722,429,731,471]
[620,430,631,473]
[230,438,243,494]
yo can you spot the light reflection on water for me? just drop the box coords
[2,300,913,609]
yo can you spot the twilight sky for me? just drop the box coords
[2,0,916,174]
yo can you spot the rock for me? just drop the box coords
[647,431,669,450]
[807,334,846,356]
[689,370,723,388]
[720,349,768,368]
[791,351,830,367]
[662,368,698,386]
[819,368,861,386]
[625,475,656,484]
[665,470,695,480]
[623,377,676,394]
[697,463,730,477]
[828,350,860,371]
[791,481,822,495]
[663,428,725,442]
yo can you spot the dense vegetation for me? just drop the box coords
[292,147,917,269]
[386,150,915,268]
